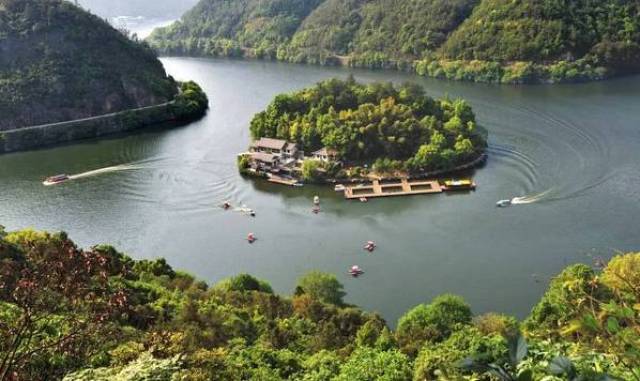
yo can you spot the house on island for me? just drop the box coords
[250,137,300,159]
[311,147,339,162]
[244,137,302,173]
[249,152,280,170]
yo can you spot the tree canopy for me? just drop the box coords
[250,77,486,173]
[0,0,179,130]
[1,227,638,380]
[148,0,640,83]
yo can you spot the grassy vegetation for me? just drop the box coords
[148,0,640,84]
[0,226,638,380]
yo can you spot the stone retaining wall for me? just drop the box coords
[0,102,176,154]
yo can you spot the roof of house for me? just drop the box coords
[251,137,288,150]
[312,147,338,156]
[250,152,280,163]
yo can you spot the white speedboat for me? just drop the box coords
[334,184,345,192]
[496,199,512,207]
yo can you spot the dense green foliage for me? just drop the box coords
[250,77,486,174]
[0,0,178,130]
[148,0,640,83]
[0,226,638,380]
[171,81,209,121]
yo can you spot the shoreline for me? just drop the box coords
[0,84,208,155]
[245,153,488,187]
[156,52,626,85]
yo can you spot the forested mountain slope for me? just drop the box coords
[149,0,640,83]
[1,226,638,380]
[0,0,178,130]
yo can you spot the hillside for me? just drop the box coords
[0,0,178,131]
[0,226,638,380]
[149,0,640,83]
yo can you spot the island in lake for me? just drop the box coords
[238,77,487,195]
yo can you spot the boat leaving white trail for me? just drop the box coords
[43,164,140,186]
[510,189,554,205]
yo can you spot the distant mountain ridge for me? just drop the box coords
[148,0,640,83]
[75,0,199,19]
[0,0,178,130]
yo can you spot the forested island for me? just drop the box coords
[148,0,640,84]
[0,226,637,380]
[239,78,486,182]
[0,0,208,150]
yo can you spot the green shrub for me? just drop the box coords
[295,271,345,305]
[396,294,472,356]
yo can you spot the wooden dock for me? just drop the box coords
[268,175,300,186]
[344,179,443,199]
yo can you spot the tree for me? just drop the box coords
[396,294,472,356]
[215,273,273,293]
[333,347,412,381]
[0,231,129,380]
[295,271,345,305]
[301,159,323,182]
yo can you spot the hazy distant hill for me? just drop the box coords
[0,0,178,130]
[76,0,199,18]
[148,0,640,83]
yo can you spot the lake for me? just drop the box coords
[1,57,639,324]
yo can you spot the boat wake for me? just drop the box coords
[44,164,141,186]
[69,164,141,180]
[510,189,554,205]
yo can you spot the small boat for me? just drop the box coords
[313,196,320,205]
[359,197,368,203]
[238,206,256,216]
[222,201,232,210]
[247,233,256,243]
[363,241,376,252]
[496,199,512,208]
[443,179,476,191]
[349,265,364,277]
[293,182,304,187]
[43,174,70,186]
[334,184,346,192]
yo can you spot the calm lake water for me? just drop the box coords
[1,58,639,324]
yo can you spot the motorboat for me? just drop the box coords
[313,196,320,205]
[359,197,368,203]
[247,233,256,243]
[334,184,346,192]
[496,199,512,208]
[43,174,69,186]
[222,201,232,210]
[349,265,364,277]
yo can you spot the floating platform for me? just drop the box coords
[344,179,444,199]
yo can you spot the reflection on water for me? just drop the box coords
[1,58,639,324]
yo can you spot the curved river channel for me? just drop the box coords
[1,58,640,323]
